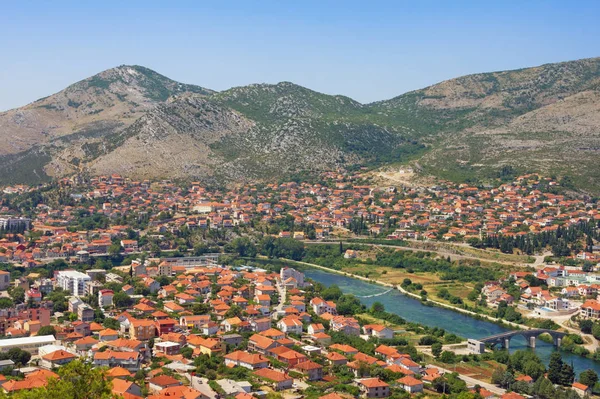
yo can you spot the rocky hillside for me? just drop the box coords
[1,57,600,190]
[371,57,600,187]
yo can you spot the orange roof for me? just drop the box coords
[397,376,422,386]
[42,350,76,361]
[359,378,389,388]
[254,368,291,382]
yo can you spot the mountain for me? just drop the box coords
[371,57,600,187]
[1,58,600,190]
[0,65,213,183]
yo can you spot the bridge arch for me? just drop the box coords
[477,329,566,350]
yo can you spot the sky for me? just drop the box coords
[1,0,600,111]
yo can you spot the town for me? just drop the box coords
[0,172,599,398]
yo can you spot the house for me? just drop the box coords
[357,378,390,398]
[180,315,210,330]
[572,382,591,397]
[307,323,325,336]
[581,300,600,318]
[362,324,394,340]
[130,319,156,340]
[111,379,143,398]
[248,334,280,355]
[187,336,226,356]
[225,351,269,370]
[277,316,303,335]
[93,350,140,371]
[77,305,94,322]
[249,317,271,333]
[154,341,180,356]
[155,318,177,336]
[253,368,293,390]
[98,290,114,308]
[40,349,77,369]
[310,297,336,315]
[148,375,182,393]
[326,351,347,366]
[98,328,120,341]
[396,376,423,394]
[292,360,323,381]
[330,316,360,336]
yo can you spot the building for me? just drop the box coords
[93,350,140,371]
[98,290,114,308]
[357,378,390,398]
[56,270,91,296]
[0,271,10,290]
[77,304,94,322]
[397,376,423,394]
[40,350,77,369]
[129,319,156,341]
[0,335,57,353]
[0,216,31,231]
[280,267,305,287]
[468,339,485,354]
[253,369,293,390]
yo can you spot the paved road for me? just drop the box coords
[273,278,287,318]
[432,364,506,396]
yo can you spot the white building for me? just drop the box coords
[98,289,114,308]
[0,335,57,353]
[56,270,91,296]
[280,267,305,287]
[0,216,31,231]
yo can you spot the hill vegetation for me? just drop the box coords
[1,57,600,190]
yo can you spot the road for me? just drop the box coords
[273,277,287,318]
[431,364,507,395]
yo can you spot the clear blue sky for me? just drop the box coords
[1,0,599,111]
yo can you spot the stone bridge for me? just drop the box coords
[478,329,567,349]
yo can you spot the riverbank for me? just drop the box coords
[286,258,528,331]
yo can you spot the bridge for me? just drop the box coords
[478,329,567,349]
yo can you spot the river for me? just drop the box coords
[304,267,600,376]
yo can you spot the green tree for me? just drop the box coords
[431,342,443,358]
[592,323,600,340]
[11,287,25,303]
[440,351,456,364]
[0,297,13,309]
[103,318,120,330]
[579,369,598,388]
[37,326,57,336]
[547,352,563,384]
[370,302,385,314]
[112,291,132,308]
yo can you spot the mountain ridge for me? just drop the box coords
[1,57,600,190]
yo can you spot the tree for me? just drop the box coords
[108,243,122,257]
[54,359,113,399]
[592,323,600,340]
[579,369,598,388]
[103,317,120,330]
[559,362,575,386]
[37,326,57,336]
[11,287,25,303]
[370,302,385,314]
[0,347,31,366]
[0,297,13,309]
[580,319,593,334]
[112,291,132,308]
[322,285,343,301]
[440,351,456,364]
[431,342,443,358]
[547,352,571,385]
